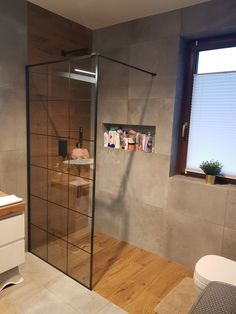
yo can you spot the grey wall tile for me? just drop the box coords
[95,190,164,255]
[225,190,236,230]
[125,152,170,209]
[96,148,127,196]
[127,98,174,155]
[163,209,223,269]
[181,0,236,38]
[0,0,26,201]
[95,190,124,240]
[129,38,179,77]
[167,177,228,225]
[130,10,181,43]
[221,227,236,261]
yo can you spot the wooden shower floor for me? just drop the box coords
[93,232,193,314]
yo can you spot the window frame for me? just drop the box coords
[177,34,236,184]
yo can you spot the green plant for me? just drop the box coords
[199,160,223,175]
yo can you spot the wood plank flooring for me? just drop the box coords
[93,232,193,314]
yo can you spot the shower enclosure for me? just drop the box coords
[27,53,155,289]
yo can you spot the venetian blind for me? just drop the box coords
[186,71,236,178]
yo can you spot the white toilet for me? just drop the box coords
[194,255,236,293]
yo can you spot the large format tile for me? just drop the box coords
[97,303,127,314]
[167,177,228,226]
[130,9,181,43]
[0,97,16,151]
[19,252,62,286]
[95,190,124,240]
[9,286,77,314]
[127,98,174,155]
[0,151,26,199]
[163,209,223,269]
[46,272,110,313]
[129,38,179,77]
[95,190,164,256]
[125,152,170,209]
[181,0,236,38]
[221,227,236,261]
[96,148,127,195]
[225,190,236,230]
[121,199,164,255]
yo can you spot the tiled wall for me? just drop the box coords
[0,0,26,199]
[93,0,236,269]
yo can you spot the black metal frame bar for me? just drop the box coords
[27,52,157,77]
[99,54,157,77]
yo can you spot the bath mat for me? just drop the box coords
[154,277,198,314]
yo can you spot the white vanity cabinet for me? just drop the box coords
[0,193,25,275]
[0,213,25,273]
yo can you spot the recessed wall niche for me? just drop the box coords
[103,123,156,153]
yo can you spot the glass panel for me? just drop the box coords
[31,166,47,199]
[48,62,70,101]
[48,234,67,272]
[68,175,93,216]
[29,100,47,135]
[67,244,91,287]
[30,225,47,260]
[68,210,92,253]
[69,100,93,141]
[68,139,94,180]
[31,196,47,231]
[29,55,96,289]
[30,134,47,168]
[47,101,69,138]
[29,65,48,101]
[48,202,67,240]
[48,136,69,173]
[48,170,68,207]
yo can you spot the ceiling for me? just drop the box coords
[28,0,210,30]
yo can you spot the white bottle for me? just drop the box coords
[124,137,129,150]
[104,131,109,147]
[108,130,115,147]
[115,132,120,149]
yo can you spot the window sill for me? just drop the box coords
[170,174,236,191]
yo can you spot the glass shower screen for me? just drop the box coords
[27,55,97,289]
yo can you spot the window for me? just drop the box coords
[179,36,236,180]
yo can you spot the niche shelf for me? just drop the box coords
[103,123,156,153]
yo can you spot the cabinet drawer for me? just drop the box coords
[0,214,24,247]
[0,239,25,273]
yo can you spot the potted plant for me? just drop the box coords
[199,160,223,184]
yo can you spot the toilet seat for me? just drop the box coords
[194,255,236,288]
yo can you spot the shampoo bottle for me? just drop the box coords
[144,132,152,153]
[115,132,121,149]
[104,131,109,147]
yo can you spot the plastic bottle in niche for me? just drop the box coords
[104,131,109,147]
[115,132,121,149]
[144,132,152,153]
[142,134,146,151]
[135,133,140,151]
[123,131,129,150]
[152,134,155,152]
[108,130,116,148]
[128,137,135,151]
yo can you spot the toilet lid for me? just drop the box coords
[194,255,236,286]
